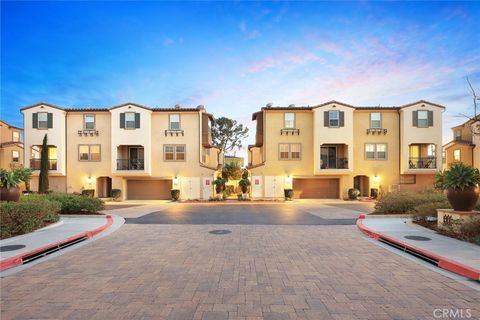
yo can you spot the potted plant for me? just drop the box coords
[435,163,480,211]
[171,189,180,201]
[284,189,294,200]
[15,167,33,193]
[0,169,22,202]
[348,188,360,200]
[111,189,122,201]
[238,178,251,198]
[214,177,226,195]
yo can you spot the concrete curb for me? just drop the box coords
[356,214,480,281]
[0,214,113,272]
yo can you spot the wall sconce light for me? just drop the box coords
[87,176,93,185]
[284,175,293,189]
[372,175,380,184]
[173,176,179,185]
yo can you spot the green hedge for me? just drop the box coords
[374,190,447,214]
[0,195,61,239]
[46,193,105,214]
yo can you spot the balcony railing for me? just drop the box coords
[30,159,57,170]
[280,128,300,135]
[165,129,184,136]
[116,159,144,170]
[409,157,436,169]
[78,129,99,136]
[320,157,348,169]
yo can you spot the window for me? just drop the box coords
[169,114,180,130]
[442,151,446,164]
[30,146,57,170]
[329,110,339,127]
[417,110,428,128]
[370,112,381,129]
[79,145,100,161]
[284,113,295,129]
[12,150,19,162]
[454,149,461,161]
[454,130,462,141]
[399,174,416,184]
[279,143,301,160]
[84,114,95,130]
[365,143,387,160]
[164,145,186,161]
[38,112,48,129]
[125,112,136,129]
[12,131,20,142]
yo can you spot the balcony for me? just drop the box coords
[77,129,99,136]
[165,129,184,136]
[30,159,57,170]
[116,159,144,170]
[280,128,300,135]
[320,157,348,169]
[409,157,436,169]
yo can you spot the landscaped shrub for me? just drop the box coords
[348,188,360,200]
[459,217,480,245]
[409,200,451,221]
[374,190,447,214]
[46,193,105,214]
[81,189,95,198]
[111,189,121,201]
[0,195,61,239]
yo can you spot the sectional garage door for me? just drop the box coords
[293,178,339,199]
[127,180,172,200]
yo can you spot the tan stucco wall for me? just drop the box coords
[0,121,22,144]
[65,112,112,194]
[0,145,24,170]
[444,143,474,168]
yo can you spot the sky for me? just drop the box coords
[2,1,480,157]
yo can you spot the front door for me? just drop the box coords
[321,146,337,169]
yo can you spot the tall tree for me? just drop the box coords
[211,117,249,154]
[38,134,49,193]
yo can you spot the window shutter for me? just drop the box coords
[428,111,434,126]
[412,111,418,127]
[135,113,140,128]
[47,113,53,128]
[32,113,38,128]
[339,111,345,127]
[120,113,125,128]
[324,111,329,127]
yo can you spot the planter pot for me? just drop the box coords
[171,189,180,201]
[1,187,20,202]
[215,185,224,194]
[446,186,479,211]
[241,186,249,194]
[284,189,294,200]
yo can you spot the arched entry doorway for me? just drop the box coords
[96,177,112,198]
[354,175,369,197]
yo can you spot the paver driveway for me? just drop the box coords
[1,202,479,320]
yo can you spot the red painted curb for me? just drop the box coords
[356,214,480,281]
[0,215,113,272]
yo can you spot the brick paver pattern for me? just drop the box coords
[1,224,479,319]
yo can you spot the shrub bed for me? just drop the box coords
[373,190,447,214]
[46,193,105,214]
[0,195,61,239]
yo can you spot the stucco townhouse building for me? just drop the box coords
[248,100,444,199]
[21,102,220,200]
[0,120,24,170]
[443,115,480,169]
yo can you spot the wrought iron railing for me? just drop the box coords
[116,159,145,170]
[408,157,436,169]
[30,159,57,170]
[320,157,348,169]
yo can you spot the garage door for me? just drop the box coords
[127,180,172,200]
[293,178,339,199]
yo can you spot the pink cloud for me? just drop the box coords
[247,51,324,73]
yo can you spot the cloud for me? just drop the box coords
[247,51,324,74]
[163,37,174,46]
[239,20,261,40]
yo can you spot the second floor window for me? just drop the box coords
[33,112,53,129]
[365,143,387,160]
[79,145,101,161]
[413,110,433,128]
[370,112,381,128]
[279,143,301,160]
[454,149,461,161]
[120,112,140,129]
[169,114,180,130]
[284,113,295,129]
[84,114,95,130]
[329,110,339,127]
[454,130,462,140]
[164,145,186,161]
[12,131,20,142]
[12,150,19,162]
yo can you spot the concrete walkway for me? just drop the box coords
[361,216,480,276]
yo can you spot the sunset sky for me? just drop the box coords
[2,1,480,155]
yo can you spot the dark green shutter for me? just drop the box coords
[47,113,53,128]
[339,111,345,127]
[324,111,329,127]
[428,111,433,126]
[120,113,125,128]
[32,113,38,128]
[135,113,140,128]
[412,111,418,127]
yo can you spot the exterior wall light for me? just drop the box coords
[284,175,293,189]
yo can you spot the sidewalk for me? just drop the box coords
[357,215,480,281]
[0,214,120,272]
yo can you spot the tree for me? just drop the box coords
[222,162,242,181]
[211,117,249,154]
[38,134,49,193]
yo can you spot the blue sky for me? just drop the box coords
[2,1,480,154]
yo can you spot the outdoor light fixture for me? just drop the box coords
[173,176,179,186]
[284,175,293,189]
[372,175,380,183]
